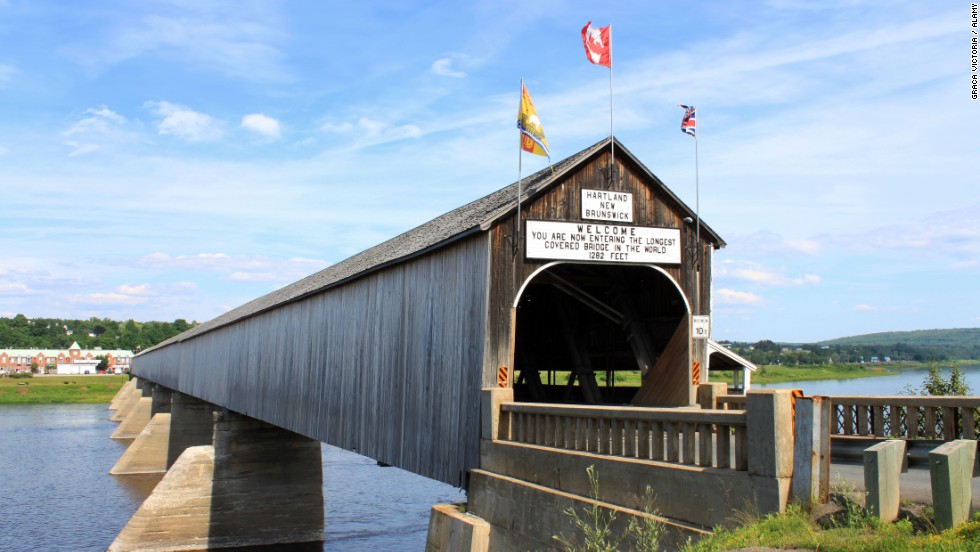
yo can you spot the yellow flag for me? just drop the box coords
[517,84,550,158]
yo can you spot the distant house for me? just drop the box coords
[0,342,134,374]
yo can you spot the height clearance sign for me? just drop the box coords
[526,220,681,264]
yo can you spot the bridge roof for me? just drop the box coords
[143,137,724,352]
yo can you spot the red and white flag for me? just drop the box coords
[581,21,611,67]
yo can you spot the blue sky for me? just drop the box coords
[0,1,976,343]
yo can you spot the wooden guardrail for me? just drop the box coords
[829,396,980,440]
[498,403,748,471]
[717,395,746,410]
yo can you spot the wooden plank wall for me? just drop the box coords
[484,152,712,394]
[134,235,491,487]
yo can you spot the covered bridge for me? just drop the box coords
[133,137,731,488]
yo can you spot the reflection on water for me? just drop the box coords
[756,363,980,396]
[0,404,463,552]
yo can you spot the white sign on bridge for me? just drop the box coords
[526,220,681,264]
[581,189,633,222]
[692,315,710,339]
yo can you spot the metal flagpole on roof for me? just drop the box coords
[515,78,524,258]
[694,129,700,315]
[608,24,615,187]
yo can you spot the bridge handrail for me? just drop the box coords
[824,395,980,441]
[497,402,749,472]
[717,395,746,410]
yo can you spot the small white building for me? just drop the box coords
[57,359,100,375]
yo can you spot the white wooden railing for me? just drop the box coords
[498,403,748,471]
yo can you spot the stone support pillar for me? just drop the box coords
[109,378,137,412]
[167,392,216,469]
[110,409,324,551]
[110,413,172,475]
[150,385,173,416]
[111,397,153,441]
[110,386,143,422]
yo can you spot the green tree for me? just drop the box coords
[904,363,972,396]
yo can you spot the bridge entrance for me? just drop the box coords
[512,262,691,406]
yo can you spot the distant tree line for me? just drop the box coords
[0,315,196,352]
[720,337,980,366]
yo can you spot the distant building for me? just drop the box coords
[0,342,133,374]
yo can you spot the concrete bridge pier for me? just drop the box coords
[110,407,324,551]
[110,386,182,476]
[166,392,217,469]
[110,380,144,422]
[111,382,154,442]
[109,378,138,413]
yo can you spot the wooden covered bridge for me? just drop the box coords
[109,138,784,551]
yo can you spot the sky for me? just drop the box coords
[0,0,977,343]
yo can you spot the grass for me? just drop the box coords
[713,363,901,385]
[681,503,980,551]
[528,363,905,389]
[0,374,129,404]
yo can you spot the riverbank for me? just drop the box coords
[0,374,128,404]
[714,360,980,386]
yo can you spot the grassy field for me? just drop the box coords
[0,374,128,404]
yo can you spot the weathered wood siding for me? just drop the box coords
[134,235,490,487]
[484,151,713,390]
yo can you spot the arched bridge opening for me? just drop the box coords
[512,262,691,407]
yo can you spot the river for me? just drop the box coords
[0,404,463,552]
[755,363,980,396]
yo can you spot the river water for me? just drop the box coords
[0,404,463,552]
[755,363,980,396]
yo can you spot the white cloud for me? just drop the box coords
[321,121,354,133]
[78,292,149,306]
[853,303,905,313]
[319,117,422,149]
[63,141,100,156]
[63,105,126,136]
[241,113,281,139]
[145,101,223,142]
[0,283,33,296]
[0,145,8,155]
[117,283,154,296]
[716,260,820,287]
[716,289,764,305]
[431,57,466,78]
[60,4,290,83]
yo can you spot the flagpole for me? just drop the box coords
[515,78,524,258]
[608,24,615,187]
[694,130,701,315]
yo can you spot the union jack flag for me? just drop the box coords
[678,104,696,138]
